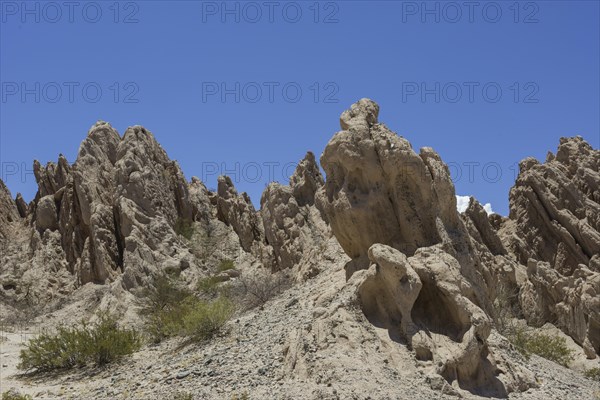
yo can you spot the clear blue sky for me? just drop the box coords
[1,0,599,215]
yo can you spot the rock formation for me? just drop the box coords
[0,98,598,399]
[519,258,600,358]
[503,136,600,275]
[313,99,535,395]
[499,136,600,358]
[463,197,507,256]
[260,152,330,278]
[216,175,262,252]
[315,99,472,277]
[355,244,515,396]
[0,180,20,238]
[1,122,226,312]
[113,124,198,288]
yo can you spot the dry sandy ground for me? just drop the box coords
[1,264,599,400]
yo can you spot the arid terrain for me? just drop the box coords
[1,99,599,399]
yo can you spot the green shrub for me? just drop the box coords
[218,259,235,272]
[2,391,32,400]
[145,295,233,343]
[197,276,221,296]
[175,218,195,240]
[138,275,191,315]
[173,392,193,400]
[139,275,234,343]
[183,296,235,342]
[81,314,142,367]
[18,313,141,372]
[231,392,249,400]
[584,367,600,381]
[508,326,575,367]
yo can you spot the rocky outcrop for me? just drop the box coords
[32,155,71,199]
[1,179,74,316]
[66,121,121,284]
[356,244,422,341]
[498,136,600,357]
[463,197,507,256]
[35,195,58,232]
[313,99,527,394]
[0,180,20,237]
[289,152,324,207]
[189,177,214,225]
[519,259,600,358]
[260,153,330,278]
[1,121,231,304]
[315,99,471,276]
[504,136,600,275]
[355,244,519,397]
[113,125,197,288]
[15,193,28,218]
[1,100,598,398]
[315,100,499,305]
[216,175,262,252]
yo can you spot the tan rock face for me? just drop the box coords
[315,98,469,273]
[189,176,213,225]
[505,136,600,275]
[32,155,71,199]
[15,193,28,218]
[260,152,330,278]
[463,197,507,256]
[2,122,223,301]
[313,99,527,395]
[70,121,121,284]
[1,99,598,396]
[35,195,58,232]
[289,151,324,207]
[113,125,198,289]
[357,244,422,340]
[0,180,20,237]
[357,244,511,396]
[216,175,262,252]
[499,136,600,357]
[1,176,75,316]
[519,259,600,358]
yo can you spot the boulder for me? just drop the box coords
[35,195,58,232]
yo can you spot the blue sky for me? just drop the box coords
[1,0,599,215]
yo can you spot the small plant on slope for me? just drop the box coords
[508,326,575,367]
[18,313,141,372]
